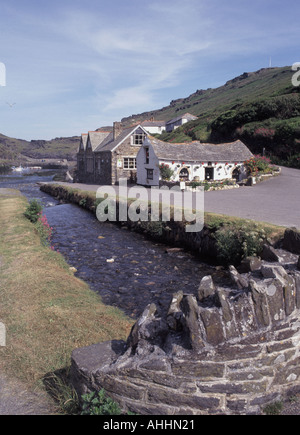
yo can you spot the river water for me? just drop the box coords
[0,172,225,318]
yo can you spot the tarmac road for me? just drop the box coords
[204,166,300,229]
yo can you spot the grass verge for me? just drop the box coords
[0,190,133,411]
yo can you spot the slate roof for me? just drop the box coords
[87,131,111,151]
[78,134,88,152]
[147,137,253,162]
[141,120,166,128]
[94,125,148,153]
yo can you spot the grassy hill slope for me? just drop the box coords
[121,66,300,166]
[0,133,80,163]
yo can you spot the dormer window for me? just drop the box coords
[132,132,146,146]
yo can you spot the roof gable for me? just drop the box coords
[86,131,111,152]
[78,134,88,152]
[95,124,148,153]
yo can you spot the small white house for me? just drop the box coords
[136,136,253,186]
[165,113,198,133]
[140,120,166,135]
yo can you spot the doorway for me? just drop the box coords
[205,167,214,181]
[232,167,241,181]
[179,167,190,181]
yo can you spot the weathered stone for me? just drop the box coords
[261,244,281,262]
[250,393,280,406]
[70,251,300,416]
[265,279,285,323]
[216,289,232,321]
[197,275,216,301]
[199,307,225,346]
[249,279,271,327]
[295,273,300,309]
[233,292,258,336]
[70,340,126,396]
[238,256,262,273]
[284,275,296,316]
[267,340,295,353]
[181,295,205,352]
[127,303,167,349]
[167,291,184,331]
[96,374,143,400]
[215,343,262,361]
[229,265,248,289]
[273,360,300,386]
[147,386,220,410]
[199,380,268,395]
[226,399,247,412]
[171,361,225,379]
[261,264,288,283]
[283,228,300,254]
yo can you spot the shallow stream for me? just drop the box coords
[0,173,225,318]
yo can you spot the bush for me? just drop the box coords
[159,163,174,181]
[81,390,122,416]
[215,224,265,266]
[244,155,273,175]
[24,199,43,223]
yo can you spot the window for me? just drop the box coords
[132,133,146,146]
[145,147,149,164]
[123,157,137,170]
[147,169,153,180]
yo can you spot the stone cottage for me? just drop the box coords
[136,136,253,186]
[76,123,148,185]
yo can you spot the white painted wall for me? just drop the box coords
[137,141,248,186]
[136,143,160,186]
[142,125,166,135]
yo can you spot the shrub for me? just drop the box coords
[214,224,265,266]
[24,199,43,223]
[244,155,273,175]
[81,390,122,416]
[159,163,174,181]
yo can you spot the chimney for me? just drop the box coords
[113,122,123,141]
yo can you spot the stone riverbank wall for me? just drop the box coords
[71,262,300,415]
[39,183,219,260]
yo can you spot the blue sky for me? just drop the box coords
[0,0,299,140]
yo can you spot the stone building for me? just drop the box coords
[136,136,253,186]
[76,123,148,185]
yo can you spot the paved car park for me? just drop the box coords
[204,166,300,229]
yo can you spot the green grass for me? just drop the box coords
[0,191,133,390]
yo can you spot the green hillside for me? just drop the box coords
[0,133,80,163]
[122,66,300,167]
